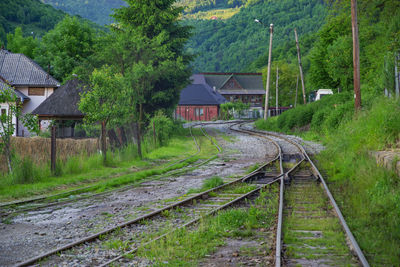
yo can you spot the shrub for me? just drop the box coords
[148,111,174,147]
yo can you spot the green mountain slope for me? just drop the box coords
[0,0,66,43]
[185,0,327,72]
[41,0,126,25]
[0,0,103,45]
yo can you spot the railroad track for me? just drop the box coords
[8,121,369,266]
[14,122,282,266]
[230,122,370,267]
[0,126,222,221]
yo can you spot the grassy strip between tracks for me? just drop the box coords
[132,184,279,266]
[0,131,217,203]
[256,97,400,265]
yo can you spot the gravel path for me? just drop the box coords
[0,122,278,266]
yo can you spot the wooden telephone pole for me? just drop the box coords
[276,67,279,115]
[351,0,361,110]
[295,28,307,105]
[295,74,299,108]
[264,24,274,120]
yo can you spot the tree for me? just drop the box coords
[0,85,38,173]
[87,0,192,158]
[79,66,125,163]
[6,27,38,58]
[111,0,192,116]
[34,16,97,82]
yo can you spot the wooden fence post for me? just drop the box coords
[51,125,56,174]
[153,121,156,147]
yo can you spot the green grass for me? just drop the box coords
[283,182,355,265]
[187,176,224,194]
[0,132,217,202]
[135,185,279,266]
[256,96,400,265]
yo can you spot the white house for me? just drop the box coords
[0,49,60,136]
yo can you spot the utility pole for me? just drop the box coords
[264,23,274,119]
[295,74,299,108]
[351,0,362,110]
[294,28,306,105]
[276,67,279,115]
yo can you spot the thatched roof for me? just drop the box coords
[32,79,86,120]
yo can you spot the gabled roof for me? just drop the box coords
[32,79,85,119]
[0,76,30,103]
[201,73,264,91]
[178,80,227,105]
[0,49,60,87]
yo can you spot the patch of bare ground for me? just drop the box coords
[200,232,275,267]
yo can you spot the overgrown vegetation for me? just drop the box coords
[187,176,224,194]
[0,125,216,202]
[256,95,400,264]
[136,185,278,265]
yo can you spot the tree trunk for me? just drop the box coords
[108,129,120,149]
[136,103,143,159]
[4,143,12,173]
[101,121,107,164]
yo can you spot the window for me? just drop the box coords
[28,87,45,96]
[195,108,204,116]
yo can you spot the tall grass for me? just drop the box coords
[256,96,400,265]
[317,98,400,265]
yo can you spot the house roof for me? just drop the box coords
[0,76,30,102]
[178,83,227,106]
[0,49,60,87]
[32,79,85,119]
[201,73,264,91]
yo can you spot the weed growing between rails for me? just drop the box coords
[256,97,400,265]
[0,130,215,202]
[132,185,279,266]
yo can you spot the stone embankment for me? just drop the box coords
[371,150,400,175]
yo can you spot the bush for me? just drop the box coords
[148,111,174,147]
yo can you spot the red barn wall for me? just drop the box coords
[176,105,219,121]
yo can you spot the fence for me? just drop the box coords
[0,137,100,173]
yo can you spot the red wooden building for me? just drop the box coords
[175,75,226,121]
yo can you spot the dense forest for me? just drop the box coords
[41,0,126,25]
[184,0,327,73]
[0,0,66,43]
[0,0,103,46]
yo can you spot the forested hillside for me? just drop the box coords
[184,0,327,72]
[0,0,66,43]
[41,0,126,25]
[0,0,103,46]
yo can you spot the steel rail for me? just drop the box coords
[228,122,286,267]
[99,173,284,266]
[238,125,369,267]
[14,122,280,267]
[0,126,213,220]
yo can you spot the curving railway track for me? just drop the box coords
[13,122,280,266]
[3,121,369,266]
[231,122,369,267]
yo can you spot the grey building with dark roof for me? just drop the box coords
[201,73,265,109]
[0,49,60,136]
